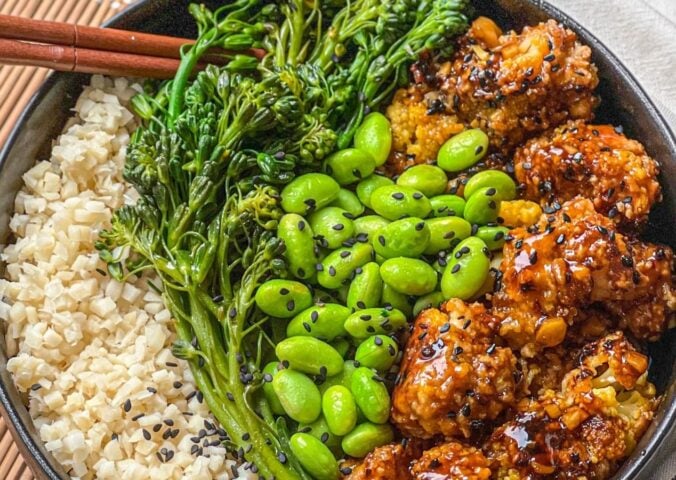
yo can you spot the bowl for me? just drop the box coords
[0,0,673,478]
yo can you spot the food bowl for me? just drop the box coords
[0,0,673,478]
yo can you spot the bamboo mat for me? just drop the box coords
[0,2,137,477]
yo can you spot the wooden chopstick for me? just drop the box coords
[0,13,266,79]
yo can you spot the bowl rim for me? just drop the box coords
[0,1,673,479]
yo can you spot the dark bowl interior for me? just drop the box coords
[0,0,673,478]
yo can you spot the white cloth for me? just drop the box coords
[547,2,676,478]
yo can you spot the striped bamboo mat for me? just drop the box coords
[0,2,137,477]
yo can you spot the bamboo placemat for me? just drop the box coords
[0,2,137,477]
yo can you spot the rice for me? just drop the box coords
[0,76,251,480]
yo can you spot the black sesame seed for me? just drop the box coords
[173,381,183,389]
[132,413,145,421]
[298,221,305,231]
[279,288,290,295]
[439,323,450,333]
[486,343,496,355]
[143,429,151,440]
[475,145,484,155]
[544,53,555,62]
[556,234,565,245]
[328,266,336,276]
[320,432,330,443]
[303,322,311,332]
[378,235,386,246]
[332,223,345,231]
[460,404,471,416]
[392,192,405,200]
[486,187,497,196]
[315,263,324,271]
[340,250,350,258]
[413,192,424,200]
[621,255,633,267]
[451,264,461,274]
[123,399,132,412]
[529,251,538,265]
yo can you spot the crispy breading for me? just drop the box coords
[514,121,661,228]
[411,442,492,479]
[391,299,520,439]
[342,441,425,480]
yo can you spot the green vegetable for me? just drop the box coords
[430,194,466,217]
[397,164,448,197]
[464,187,502,225]
[424,216,472,255]
[309,207,355,249]
[317,243,374,290]
[322,386,358,436]
[353,215,391,242]
[354,335,399,371]
[330,189,365,217]
[344,308,407,339]
[289,433,338,480]
[329,338,352,358]
[353,113,392,166]
[279,213,320,280]
[341,423,394,458]
[412,291,446,316]
[255,279,313,318]
[370,185,432,220]
[297,416,343,451]
[287,303,350,341]
[347,262,383,310]
[276,337,344,376]
[437,128,489,172]
[373,217,430,259]
[381,283,412,316]
[273,369,322,424]
[263,362,286,415]
[380,258,438,295]
[325,148,376,185]
[463,169,517,200]
[476,225,510,250]
[281,173,341,215]
[441,237,491,300]
[350,367,391,424]
[356,175,395,209]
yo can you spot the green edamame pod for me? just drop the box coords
[341,423,394,458]
[380,258,438,296]
[329,338,351,358]
[464,187,502,225]
[350,368,391,424]
[381,283,412,316]
[437,128,489,172]
[317,243,374,290]
[476,225,510,251]
[370,185,431,220]
[463,169,517,200]
[412,291,446,316]
[275,337,344,376]
[397,164,448,197]
[287,303,350,341]
[322,386,358,436]
[356,175,395,209]
[430,194,466,217]
[272,369,321,423]
[441,237,491,300]
[254,279,312,318]
[347,262,383,310]
[354,112,392,166]
[354,335,399,371]
[373,217,430,259]
[262,362,285,415]
[424,216,472,255]
[325,148,376,185]
[281,173,340,214]
[278,213,319,280]
[298,415,342,450]
[330,188,365,217]
[309,207,355,249]
[353,215,390,243]
[289,433,338,480]
[344,308,407,339]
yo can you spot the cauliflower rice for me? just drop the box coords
[0,76,251,480]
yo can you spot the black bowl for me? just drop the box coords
[0,0,673,478]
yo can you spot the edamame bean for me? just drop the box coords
[350,368,391,424]
[437,128,489,172]
[354,335,399,371]
[463,170,517,200]
[381,284,412,316]
[281,173,340,214]
[276,337,344,376]
[354,112,392,166]
[412,291,446,316]
[464,187,502,225]
[441,237,491,300]
[380,258,437,296]
[476,225,510,250]
[356,175,395,209]
[347,262,383,310]
[373,217,430,259]
[320,360,360,394]
[309,207,355,249]
[317,243,374,290]
[370,185,431,220]
[298,416,342,450]
[397,165,448,197]
[325,148,376,185]
[341,423,394,458]
[322,386,358,436]
[272,369,321,423]
[424,216,472,255]
[278,213,319,280]
[353,215,390,243]
[287,303,350,341]
[289,433,338,480]
[255,279,313,318]
[329,338,351,358]
[344,308,407,339]
[263,362,285,415]
[330,188,365,217]
[430,194,466,217]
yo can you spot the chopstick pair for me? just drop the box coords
[0,14,265,79]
